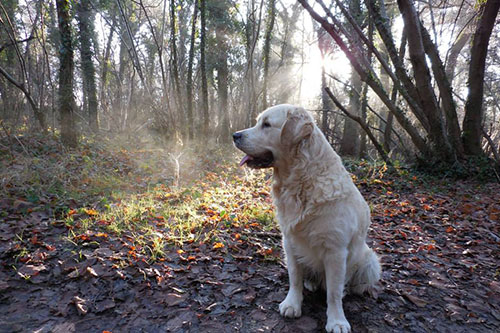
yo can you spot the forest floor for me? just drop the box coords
[0,133,499,333]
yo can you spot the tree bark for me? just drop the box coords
[169,0,184,134]
[99,17,116,123]
[397,0,452,160]
[339,0,362,157]
[445,32,470,83]
[462,0,500,156]
[262,0,276,110]
[213,1,230,143]
[186,1,198,141]
[419,22,463,157]
[76,0,98,132]
[56,0,78,147]
[0,0,18,120]
[384,30,406,152]
[199,0,209,136]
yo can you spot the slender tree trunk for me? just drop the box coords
[213,1,230,143]
[462,0,500,155]
[56,0,77,147]
[114,20,128,132]
[320,64,331,139]
[186,1,198,141]
[339,70,361,156]
[100,17,116,124]
[0,0,18,120]
[169,0,183,135]
[384,30,407,152]
[445,32,470,83]
[76,0,98,132]
[339,0,362,157]
[420,22,463,157]
[245,0,263,126]
[358,80,369,158]
[200,0,209,136]
[262,0,276,110]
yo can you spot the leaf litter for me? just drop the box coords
[0,135,499,332]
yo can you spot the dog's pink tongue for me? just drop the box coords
[239,155,253,167]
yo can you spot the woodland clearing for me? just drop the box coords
[0,135,499,333]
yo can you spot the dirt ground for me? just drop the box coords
[1,146,499,332]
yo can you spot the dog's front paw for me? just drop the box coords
[325,319,351,333]
[279,294,302,318]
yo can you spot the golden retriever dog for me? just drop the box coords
[233,104,381,333]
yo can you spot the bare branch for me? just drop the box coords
[0,65,46,130]
[325,87,392,165]
[299,0,429,156]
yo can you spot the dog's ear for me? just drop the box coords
[280,107,313,146]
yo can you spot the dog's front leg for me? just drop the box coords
[324,249,351,333]
[279,237,303,318]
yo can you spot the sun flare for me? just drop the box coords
[299,41,352,108]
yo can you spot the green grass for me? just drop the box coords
[62,163,276,261]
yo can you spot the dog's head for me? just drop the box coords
[233,104,315,169]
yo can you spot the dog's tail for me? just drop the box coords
[350,244,381,295]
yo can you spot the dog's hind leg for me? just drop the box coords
[350,244,381,295]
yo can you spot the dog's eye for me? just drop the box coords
[263,121,271,128]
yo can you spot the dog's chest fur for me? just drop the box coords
[272,179,331,273]
[286,222,327,273]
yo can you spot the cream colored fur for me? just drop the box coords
[233,104,381,333]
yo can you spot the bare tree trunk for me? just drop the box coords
[445,32,470,83]
[339,0,363,157]
[76,0,98,132]
[397,0,452,160]
[186,1,198,141]
[56,0,77,147]
[213,1,230,143]
[169,0,184,135]
[99,17,116,126]
[420,22,463,157]
[320,65,331,139]
[0,0,18,121]
[262,0,276,110]
[200,0,209,137]
[245,0,264,126]
[114,20,127,131]
[462,0,500,156]
[339,71,361,156]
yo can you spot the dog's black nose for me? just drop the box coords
[233,132,242,142]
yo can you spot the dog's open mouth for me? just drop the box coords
[239,151,274,169]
